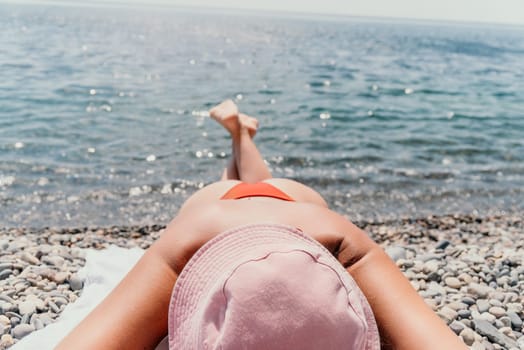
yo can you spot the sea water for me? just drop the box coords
[1,3,523,227]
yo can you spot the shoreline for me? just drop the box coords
[1,213,523,349]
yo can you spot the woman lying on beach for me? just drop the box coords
[57,100,466,349]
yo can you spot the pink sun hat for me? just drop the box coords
[168,224,380,350]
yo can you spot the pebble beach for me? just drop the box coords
[0,214,522,349]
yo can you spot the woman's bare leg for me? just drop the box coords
[236,113,272,182]
[209,100,271,182]
[209,100,240,180]
[221,146,239,181]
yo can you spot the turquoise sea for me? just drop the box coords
[1,3,523,227]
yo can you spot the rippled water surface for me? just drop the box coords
[1,4,523,227]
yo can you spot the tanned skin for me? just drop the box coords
[57,100,467,350]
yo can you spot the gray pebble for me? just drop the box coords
[507,311,522,329]
[396,259,414,268]
[438,306,458,324]
[465,253,485,265]
[0,324,7,336]
[48,290,68,298]
[53,296,69,307]
[479,312,496,323]
[32,317,44,330]
[423,260,440,274]
[0,239,9,249]
[461,319,473,328]
[468,283,493,298]
[68,274,84,291]
[0,302,16,313]
[444,277,462,289]
[0,269,12,280]
[482,339,496,350]
[458,309,471,319]
[499,316,512,328]
[447,301,468,311]
[0,315,9,327]
[20,312,31,325]
[458,272,473,284]
[499,327,516,340]
[507,303,522,313]
[477,299,490,313]
[473,319,518,349]
[0,296,16,305]
[504,293,519,304]
[38,313,54,327]
[14,281,29,293]
[462,296,476,306]
[48,300,61,314]
[450,320,465,334]
[36,267,56,281]
[5,311,21,320]
[18,300,37,316]
[385,246,406,262]
[52,271,69,284]
[417,253,443,262]
[459,327,476,346]
[497,269,510,278]
[435,240,451,250]
[469,338,484,349]
[10,316,20,327]
[43,282,58,292]
[21,252,40,265]
[491,292,505,302]
[42,255,65,267]
[489,299,503,307]
[426,271,441,282]
[424,298,438,311]
[12,323,35,339]
[0,263,12,273]
[28,296,45,311]
[489,306,506,318]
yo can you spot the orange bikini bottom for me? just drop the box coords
[221,182,295,201]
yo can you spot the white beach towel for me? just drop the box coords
[12,245,168,350]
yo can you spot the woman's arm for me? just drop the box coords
[56,238,179,349]
[336,220,467,350]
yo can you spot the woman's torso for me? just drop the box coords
[164,195,351,275]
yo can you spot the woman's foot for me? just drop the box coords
[239,113,258,138]
[209,100,239,135]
